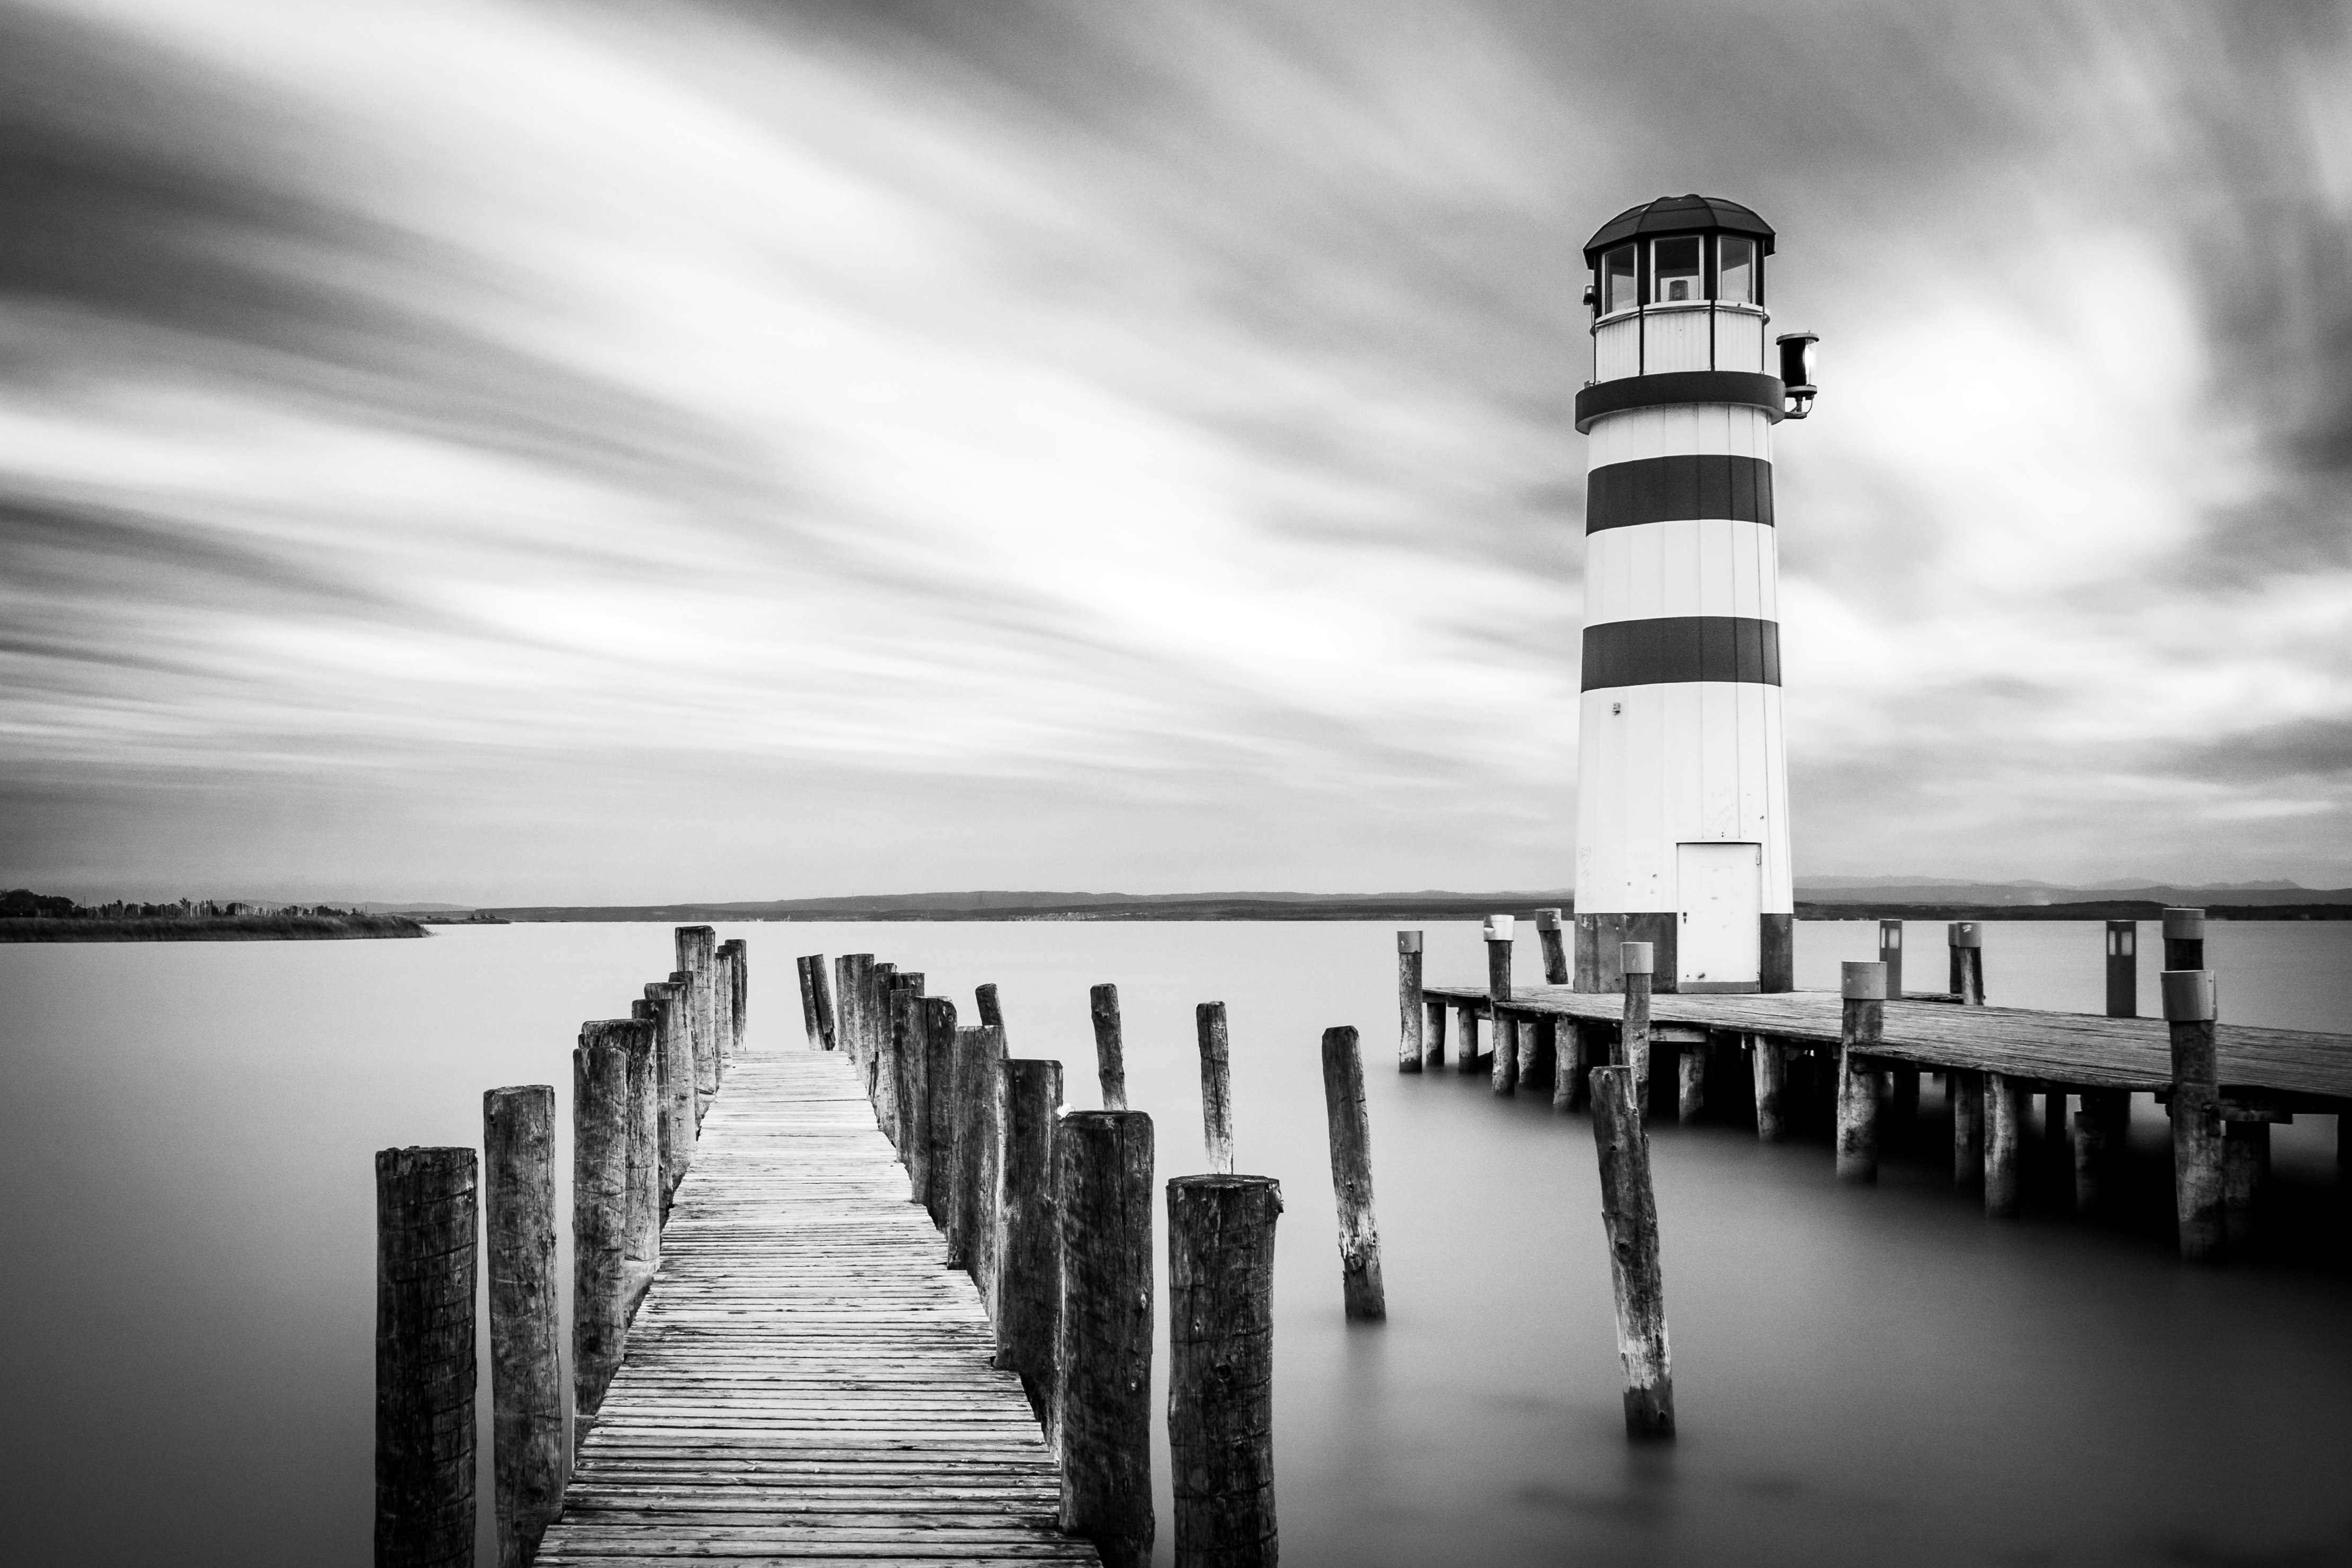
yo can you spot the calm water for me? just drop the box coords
[3,919,2348,1566]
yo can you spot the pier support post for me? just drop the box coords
[1878,920,1904,999]
[1752,1035,1787,1141]
[2163,908,2206,973]
[1523,1014,1555,1094]
[1317,1025,1384,1321]
[1454,1002,1481,1076]
[1485,914,1515,1004]
[835,955,864,1072]
[1553,1021,1588,1114]
[1168,1174,1281,1568]
[1057,1110,1156,1568]
[1953,1070,1985,1185]
[947,1023,1006,1278]
[2105,921,2137,1017]
[645,980,695,1207]
[2223,1114,2271,1253]
[976,981,1006,1034]
[621,1014,660,1316]
[883,980,919,1168]
[574,1020,646,1421]
[1090,983,1130,1111]
[799,953,835,1050]
[1395,932,1424,1073]
[996,1059,1065,1439]
[675,926,719,1106]
[2164,969,2224,1263]
[1587,1064,1673,1440]
[1536,907,1571,985]
[1492,1008,1519,1096]
[1985,1071,2029,1218]
[1676,1042,1705,1123]
[923,996,961,1229]
[720,938,747,1059]
[1423,998,1448,1071]
[1836,963,1886,1183]
[1197,1002,1236,1173]
[2073,1089,2130,1216]
[483,1087,562,1568]
[1617,943,1653,1118]
[2043,1090,2073,1207]
[1948,923,1984,1006]
[376,1145,478,1568]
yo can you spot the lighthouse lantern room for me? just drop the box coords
[1570,194,1814,993]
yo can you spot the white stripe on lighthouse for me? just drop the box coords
[1586,402,1774,468]
[1583,518,1780,626]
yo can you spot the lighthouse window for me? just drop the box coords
[1717,236,1757,304]
[1651,236,1702,304]
[1601,245,1637,315]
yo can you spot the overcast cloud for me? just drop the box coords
[1,0,2347,902]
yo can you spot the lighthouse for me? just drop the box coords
[1571,194,1815,994]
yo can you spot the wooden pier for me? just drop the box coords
[536,1049,1096,1566]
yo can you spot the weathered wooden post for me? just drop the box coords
[838,953,871,1067]
[1984,1071,2029,1219]
[1878,920,1905,998]
[1750,1034,1787,1141]
[945,1022,1004,1274]
[1617,942,1653,1116]
[2073,1088,2129,1215]
[721,937,747,1057]
[1167,1174,1281,1568]
[1089,982,1130,1111]
[1317,1025,1384,1320]
[620,1012,661,1315]
[574,1020,641,1422]
[2163,968,2224,1262]
[1057,1110,1155,1568]
[886,985,924,1192]
[1675,1039,1705,1123]
[644,980,695,1206]
[1395,931,1424,1073]
[1492,1006,1519,1096]
[2043,1089,2073,1206]
[1586,1064,1672,1440]
[1553,1020,1588,1114]
[1523,1014,1555,1093]
[712,944,738,1071]
[483,1087,562,1568]
[1952,1069,1986,1186]
[976,982,1006,1033]
[922,996,961,1228]
[2105,920,2137,1017]
[1536,907,1570,984]
[1835,962,1886,1183]
[1423,997,1448,1071]
[1196,1001,1236,1174]
[1485,913,1515,1003]
[1454,1000,1481,1076]
[675,926,719,1105]
[2163,907,2206,972]
[667,967,703,1124]
[799,953,835,1049]
[376,1145,478,1567]
[1948,922,1985,1006]
[1484,915,1516,1090]
[996,1058,1065,1437]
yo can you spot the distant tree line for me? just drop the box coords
[1,889,358,919]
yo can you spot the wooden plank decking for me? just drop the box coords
[1422,982,2352,1107]
[537,1051,1099,1566]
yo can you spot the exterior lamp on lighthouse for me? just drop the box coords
[1776,332,1819,419]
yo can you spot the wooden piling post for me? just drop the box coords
[799,954,836,1050]
[1878,919,1905,999]
[2043,1089,2073,1206]
[1948,922,1984,1006]
[887,986,927,1203]
[1751,1034,1787,1141]
[483,1087,562,1568]
[1167,1174,1281,1568]
[376,1145,478,1567]
[1395,931,1424,1073]
[1889,1066,1920,1137]
[838,954,870,1067]
[1484,913,1515,1004]
[1553,1020,1588,1114]
[947,1022,1005,1274]
[1676,1042,1705,1123]
[1586,1064,1672,1440]
[1089,983,1129,1111]
[2163,968,2224,1262]
[2073,1088,2129,1216]
[1423,997,1448,1071]
[721,937,747,1058]
[923,996,961,1228]
[2105,920,2137,1017]
[976,982,1005,1033]
[1492,1008,1519,1096]
[1836,962,1886,1183]
[2222,1114,2271,1253]
[2163,908,2206,973]
[1536,907,1570,985]
[712,944,738,1071]
[1057,1110,1155,1568]
[1318,1025,1384,1321]
[621,1014,661,1317]
[644,980,695,1207]
[675,926,720,1106]
[1523,1014,1555,1093]
[1196,1002,1236,1174]
[1618,942,1653,1117]
[996,1058,1065,1438]
[574,1020,642,1422]
[1952,1069,1986,1186]
[1454,1002,1481,1076]
[1985,1071,2029,1219]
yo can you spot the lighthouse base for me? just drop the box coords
[1575,912,1795,994]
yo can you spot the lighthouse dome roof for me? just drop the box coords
[1584,194,1775,262]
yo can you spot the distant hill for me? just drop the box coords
[1793,878,2351,908]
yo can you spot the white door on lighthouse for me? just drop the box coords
[1677,842,1762,990]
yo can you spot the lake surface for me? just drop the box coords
[3,919,2348,1566]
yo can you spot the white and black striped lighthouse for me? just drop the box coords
[1571,194,1817,994]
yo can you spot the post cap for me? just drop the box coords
[1396,930,1423,953]
[1948,922,1982,949]
[1878,920,1903,947]
[1484,914,1515,941]
[2162,907,2206,941]
[2105,918,2135,933]
[2159,969,2216,1022]
[1536,908,1563,932]
[1842,960,1889,1000]
[1620,941,1654,975]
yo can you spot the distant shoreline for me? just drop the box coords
[470,898,2352,924]
[0,914,429,943]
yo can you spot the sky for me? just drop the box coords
[1,0,2348,903]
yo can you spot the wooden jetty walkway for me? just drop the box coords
[537,1050,1097,1566]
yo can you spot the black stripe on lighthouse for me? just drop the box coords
[1581,616,1781,690]
[1586,454,1774,534]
